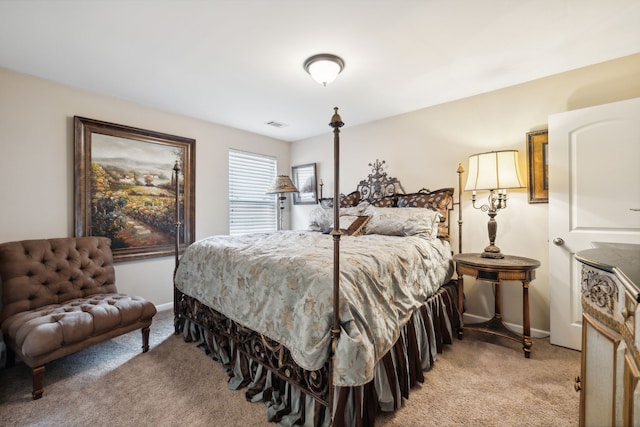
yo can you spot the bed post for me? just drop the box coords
[328,107,344,420]
[173,161,182,275]
[457,163,463,255]
[173,160,182,334]
[456,163,464,335]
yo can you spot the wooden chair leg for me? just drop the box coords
[6,347,16,368]
[141,326,150,353]
[32,365,45,400]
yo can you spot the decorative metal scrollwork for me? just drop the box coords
[581,266,618,315]
[356,159,406,202]
[174,290,330,406]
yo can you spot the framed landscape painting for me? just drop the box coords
[74,117,195,261]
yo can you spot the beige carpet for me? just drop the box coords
[0,309,581,426]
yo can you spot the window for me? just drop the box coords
[229,150,277,235]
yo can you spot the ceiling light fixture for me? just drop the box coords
[303,54,345,86]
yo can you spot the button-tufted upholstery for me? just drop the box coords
[0,237,157,399]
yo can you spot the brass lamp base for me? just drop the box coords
[482,244,504,259]
[482,212,504,258]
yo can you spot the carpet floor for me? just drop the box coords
[0,308,581,426]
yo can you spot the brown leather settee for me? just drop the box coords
[0,236,157,399]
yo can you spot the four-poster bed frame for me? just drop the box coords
[171,107,464,426]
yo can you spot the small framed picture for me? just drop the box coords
[291,163,317,205]
[527,130,548,203]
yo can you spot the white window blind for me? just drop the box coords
[229,150,277,235]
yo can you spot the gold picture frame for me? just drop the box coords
[527,130,548,203]
[74,116,196,261]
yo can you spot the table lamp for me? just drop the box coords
[465,150,524,258]
[267,175,298,230]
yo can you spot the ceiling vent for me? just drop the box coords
[266,121,287,128]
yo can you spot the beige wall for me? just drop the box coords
[0,68,291,308]
[291,53,640,336]
[2,53,639,330]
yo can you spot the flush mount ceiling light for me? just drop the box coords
[303,54,345,86]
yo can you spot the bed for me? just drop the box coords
[172,109,464,427]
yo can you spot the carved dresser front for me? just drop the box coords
[575,242,639,427]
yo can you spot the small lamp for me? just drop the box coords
[266,175,298,231]
[303,54,345,86]
[465,150,524,259]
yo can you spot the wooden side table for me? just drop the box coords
[453,253,541,358]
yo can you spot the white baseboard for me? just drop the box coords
[155,302,173,312]
[463,313,550,338]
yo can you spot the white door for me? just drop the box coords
[548,97,640,350]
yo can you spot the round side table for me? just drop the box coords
[453,253,541,358]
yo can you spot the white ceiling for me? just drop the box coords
[1,1,639,142]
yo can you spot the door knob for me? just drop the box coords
[553,237,565,246]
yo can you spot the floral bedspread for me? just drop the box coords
[174,230,453,386]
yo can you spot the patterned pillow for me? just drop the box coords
[318,191,361,208]
[370,195,396,207]
[396,188,453,218]
[341,191,361,207]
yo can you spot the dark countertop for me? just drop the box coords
[575,242,640,302]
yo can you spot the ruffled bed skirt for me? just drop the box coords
[175,281,461,427]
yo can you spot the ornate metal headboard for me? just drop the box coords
[355,159,463,255]
[356,159,405,203]
[317,158,462,253]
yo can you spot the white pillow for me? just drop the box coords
[309,205,332,232]
[309,202,371,233]
[341,201,370,216]
[363,206,441,238]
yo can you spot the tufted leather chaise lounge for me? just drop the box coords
[0,236,157,399]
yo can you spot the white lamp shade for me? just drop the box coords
[464,150,524,191]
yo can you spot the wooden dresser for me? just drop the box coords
[575,243,640,427]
